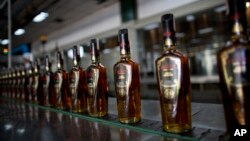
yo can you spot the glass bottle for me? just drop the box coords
[30,60,40,103]
[39,56,54,106]
[53,51,70,110]
[217,0,250,137]
[26,63,33,102]
[68,46,87,113]
[11,69,17,98]
[155,14,192,133]
[16,67,22,99]
[114,29,141,123]
[20,67,26,101]
[86,39,109,117]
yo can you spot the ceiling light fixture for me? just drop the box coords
[246,2,250,8]
[33,12,49,23]
[186,15,195,22]
[1,39,9,45]
[14,28,25,36]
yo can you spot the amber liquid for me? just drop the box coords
[24,72,30,102]
[30,74,39,103]
[69,68,87,113]
[217,40,250,135]
[86,64,108,117]
[38,72,53,106]
[20,72,26,101]
[155,49,192,133]
[114,58,141,123]
[53,70,70,110]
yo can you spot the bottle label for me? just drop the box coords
[69,71,79,101]
[157,57,181,100]
[114,64,132,97]
[32,76,39,98]
[86,67,99,97]
[43,74,50,98]
[221,47,250,125]
[54,73,63,101]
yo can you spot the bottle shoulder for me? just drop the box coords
[156,50,187,62]
[114,58,138,67]
[218,39,250,55]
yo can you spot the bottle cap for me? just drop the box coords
[161,14,175,37]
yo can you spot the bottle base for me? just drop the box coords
[72,108,87,113]
[163,124,191,133]
[88,111,107,117]
[119,117,141,124]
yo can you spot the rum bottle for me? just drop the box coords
[31,60,40,103]
[26,63,33,102]
[86,39,109,117]
[20,67,26,101]
[114,29,141,123]
[53,51,70,110]
[39,56,54,106]
[16,67,22,99]
[155,14,191,133]
[217,0,250,137]
[68,46,87,113]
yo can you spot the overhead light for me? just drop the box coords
[186,15,195,22]
[1,39,9,45]
[67,46,84,59]
[198,27,214,34]
[33,12,49,23]
[176,32,186,38]
[14,28,25,36]
[143,23,159,30]
[246,2,250,8]
[214,6,226,13]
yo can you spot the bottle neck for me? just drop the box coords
[33,61,39,74]
[90,41,100,64]
[57,61,63,70]
[119,37,131,59]
[228,0,248,38]
[57,53,63,70]
[45,57,51,72]
[163,32,176,51]
[73,47,80,67]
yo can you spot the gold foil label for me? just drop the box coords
[87,67,99,97]
[69,71,79,100]
[158,57,181,100]
[232,22,243,34]
[114,64,132,98]
[43,74,50,99]
[54,73,63,101]
[32,76,39,99]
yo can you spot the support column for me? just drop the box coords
[7,0,12,68]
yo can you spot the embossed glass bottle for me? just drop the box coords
[155,14,191,133]
[86,39,108,117]
[114,29,141,123]
[68,46,87,113]
[217,0,250,136]
[53,52,70,110]
[39,56,54,106]
[31,60,40,103]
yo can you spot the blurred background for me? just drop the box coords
[1,0,250,103]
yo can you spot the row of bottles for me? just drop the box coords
[0,16,191,134]
[1,0,249,137]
